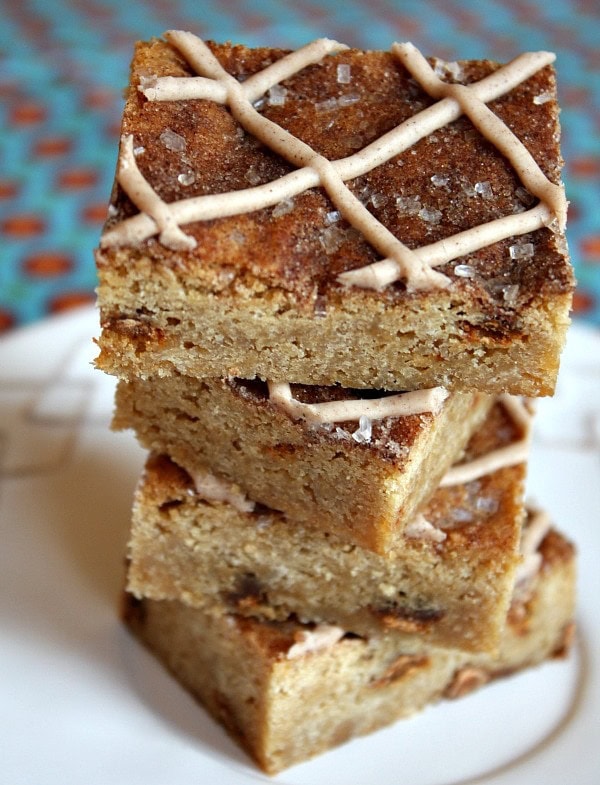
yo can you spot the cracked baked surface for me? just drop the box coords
[113,376,493,553]
[95,36,573,394]
[123,522,575,774]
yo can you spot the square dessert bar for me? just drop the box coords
[123,520,576,774]
[95,33,573,395]
[126,401,529,653]
[113,375,493,553]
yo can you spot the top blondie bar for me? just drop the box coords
[95,32,574,395]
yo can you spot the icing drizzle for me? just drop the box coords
[101,32,566,292]
[407,395,533,543]
[189,467,255,512]
[117,134,197,251]
[267,381,448,423]
[440,394,532,486]
[286,624,345,659]
[268,385,532,487]
[514,505,552,591]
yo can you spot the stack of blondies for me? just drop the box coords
[95,32,577,774]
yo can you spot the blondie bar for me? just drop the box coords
[124,520,575,774]
[125,401,529,652]
[95,33,573,394]
[113,376,493,553]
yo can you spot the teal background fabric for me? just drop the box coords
[1,0,599,331]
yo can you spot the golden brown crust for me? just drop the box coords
[106,39,572,306]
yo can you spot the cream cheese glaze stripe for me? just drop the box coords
[440,394,533,487]
[267,381,449,423]
[514,506,552,587]
[101,31,566,292]
[267,384,532,486]
[520,505,551,559]
[409,396,533,543]
[117,134,197,251]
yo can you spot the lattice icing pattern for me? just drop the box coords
[101,31,567,293]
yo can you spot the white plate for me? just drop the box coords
[1,305,599,785]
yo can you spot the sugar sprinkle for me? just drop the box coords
[337,63,352,84]
[160,128,186,152]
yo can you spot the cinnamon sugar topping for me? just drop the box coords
[102,32,566,292]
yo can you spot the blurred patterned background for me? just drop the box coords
[1,0,599,332]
